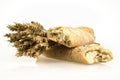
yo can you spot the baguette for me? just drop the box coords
[47,26,95,47]
[43,44,113,64]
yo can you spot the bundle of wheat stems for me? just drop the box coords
[5,21,113,64]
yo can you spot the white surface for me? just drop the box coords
[0,0,120,80]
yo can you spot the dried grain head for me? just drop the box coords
[5,21,48,58]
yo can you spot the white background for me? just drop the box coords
[0,0,120,80]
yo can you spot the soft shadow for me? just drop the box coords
[36,56,62,64]
[36,56,112,70]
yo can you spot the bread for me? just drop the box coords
[47,26,95,47]
[43,44,113,64]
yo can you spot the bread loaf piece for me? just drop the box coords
[43,44,113,64]
[47,26,95,47]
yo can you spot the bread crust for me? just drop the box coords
[47,26,95,47]
[43,44,113,64]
